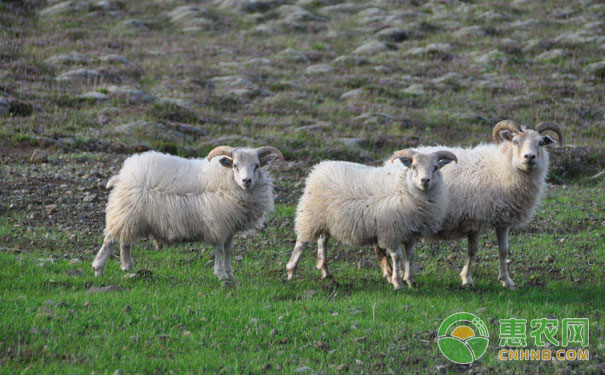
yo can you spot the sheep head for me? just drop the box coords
[391,149,457,192]
[493,120,562,172]
[207,145,284,190]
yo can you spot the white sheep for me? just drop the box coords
[375,120,562,289]
[286,149,458,289]
[92,145,284,280]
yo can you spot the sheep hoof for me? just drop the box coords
[499,277,515,290]
[461,277,474,288]
[120,264,133,272]
[405,278,417,289]
[93,267,104,277]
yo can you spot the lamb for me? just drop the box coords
[92,145,284,280]
[286,149,458,290]
[374,120,563,289]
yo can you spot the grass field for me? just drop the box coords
[1,0,604,373]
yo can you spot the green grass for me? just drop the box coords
[1,183,603,374]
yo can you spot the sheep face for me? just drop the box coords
[499,130,555,172]
[218,151,262,190]
[394,151,458,192]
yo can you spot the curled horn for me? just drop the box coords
[433,150,458,164]
[492,120,523,144]
[536,121,563,145]
[390,149,417,163]
[255,146,285,161]
[207,146,234,161]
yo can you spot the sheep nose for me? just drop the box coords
[242,178,252,187]
[421,178,430,185]
[524,153,536,160]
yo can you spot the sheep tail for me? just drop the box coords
[106,175,120,189]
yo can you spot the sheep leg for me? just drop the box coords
[496,226,515,289]
[374,244,393,283]
[119,243,134,272]
[150,235,163,251]
[385,245,404,290]
[92,236,116,277]
[403,240,417,288]
[213,243,229,280]
[286,239,308,280]
[316,234,331,279]
[223,236,235,280]
[460,232,478,287]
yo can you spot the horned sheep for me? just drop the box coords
[92,145,284,280]
[375,120,563,289]
[286,149,458,290]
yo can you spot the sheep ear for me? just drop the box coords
[500,130,514,142]
[398,157,412,167]
[542,135,555,145]
[219,157,233,168]
[260,154,279,167]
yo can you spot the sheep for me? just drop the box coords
[285,149,458,290]
[92,145,284,280]
[374,120,563,289]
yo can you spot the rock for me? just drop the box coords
[254,23,278,34]
[453,25,486,38]
[435,364,447,373]
[335,364,347,371]
[453,112,490,124]
[305,64,334,74]
[40,1,89,17]
[69,258,82,265]
[320,3,367,16]
[545,254,555,263]
[250,317,259,324]
[473,50,508,65]
[332,54,368,66]
[535,49,568,62]
[56,69,100,82]
[430,72,462,88]
[168,5,202,23]
[38,306,53,317]
[100,54,132,65]
[209,75,255,90]
[45,52,89,65]
[120,19,148,30]
[404,43,452,56]
[79,91,109,101]
[340,88,364,99]
[376,27,409,42]
[91,0,121,11]
[295,366,312,373]
[87,285,125,294]
[522,39,554,53]
[30,149,49,163]
[354,40,389,55]
[512,19,540,29]
[105,85,154,103]
[277,48,309,63]
[295,121,330,132]
[339,137,362,147]
[216,0,285,13]
[403,83,425,95]
[585,61,605,77]
[269,328,278,336]
[114,120,185,140]
[0,98,8,116]
[65,269,82,276]
[276,5,328,23]
[83,301,91,307]
[83,192,96,202]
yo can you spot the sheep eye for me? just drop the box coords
[412,165,417,171]
[433,166,438,172]
[254,164,259,171]
[538,140,545,146]
[233,164,238,170]
[512,140,520,146]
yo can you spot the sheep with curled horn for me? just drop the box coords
[374,120,563,289]
[286,148,457,290]
[92,146,284,280]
